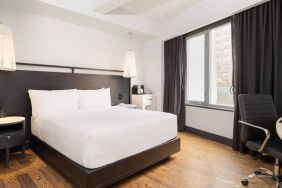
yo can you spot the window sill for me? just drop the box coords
[186,104,234,112]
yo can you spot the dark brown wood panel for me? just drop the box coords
[110,76,130,105]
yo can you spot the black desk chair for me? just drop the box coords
[239,94,282,188]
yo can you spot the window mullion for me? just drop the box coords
[204,32,210,106]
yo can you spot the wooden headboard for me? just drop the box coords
[0,63,130,140]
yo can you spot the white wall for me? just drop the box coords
[5,5,143,84]
[186,106,234,139]
[141,39,163,111]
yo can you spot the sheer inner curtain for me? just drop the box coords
[232,0,282,152]
[163,36,187,131]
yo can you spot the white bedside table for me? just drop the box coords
[132,94,155,110]
[116,103,138,109]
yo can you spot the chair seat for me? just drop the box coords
[246,139,282,161]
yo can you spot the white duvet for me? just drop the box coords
[31,107,177,169]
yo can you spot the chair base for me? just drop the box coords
[241,159,281,188]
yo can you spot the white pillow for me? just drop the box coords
[28,89,78,118]
[78,88,111,110]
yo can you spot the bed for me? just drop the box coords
[0,64,180,188]
[31,107,177,169]
[30,107,180,188]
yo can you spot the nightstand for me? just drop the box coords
[0,116,26,166]
[132,94,155,110]
[116,103,138,109]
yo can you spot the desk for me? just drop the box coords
[276,118,282,139]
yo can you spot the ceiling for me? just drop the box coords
[32,0,205,39]
[93,0,202,22]
[7,0,267,40]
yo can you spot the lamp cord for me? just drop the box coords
[128,32,133,51]
[0,0,3,24]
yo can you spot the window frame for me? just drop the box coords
[185,17,234,111]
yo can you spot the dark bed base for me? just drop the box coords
[31,136,180,188]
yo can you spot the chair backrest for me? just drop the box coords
[238,94,278,143]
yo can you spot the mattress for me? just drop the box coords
[31,107,177,169]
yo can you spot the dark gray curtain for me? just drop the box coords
[163,35,187,131]
[232,0,282,152]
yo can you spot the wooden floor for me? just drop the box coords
[0,132,278,188]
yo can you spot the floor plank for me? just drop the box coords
[0,132,278,188]
[16,173,37,188]
[0,180,5,188]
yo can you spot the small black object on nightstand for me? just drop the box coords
[0,116,26,167]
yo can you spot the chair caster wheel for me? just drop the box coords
[241,179,249,186]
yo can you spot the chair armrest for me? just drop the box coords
[238,120,271,153]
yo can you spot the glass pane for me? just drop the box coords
[187,34,205,102]
[209,23,233,107]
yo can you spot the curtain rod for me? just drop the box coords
[233,0,270,15]
[164,0,270,42]
[16,62,124,73]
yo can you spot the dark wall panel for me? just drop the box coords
[73,74,130,105]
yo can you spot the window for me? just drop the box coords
[186,22,233,109]
[187,34,205,102]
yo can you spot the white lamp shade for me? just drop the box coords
[123,50,137,78]
[0,24,16,71]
